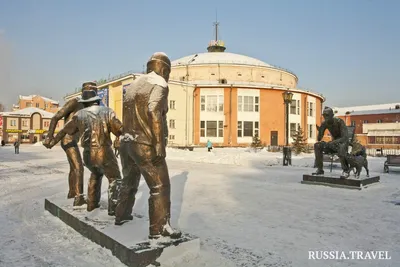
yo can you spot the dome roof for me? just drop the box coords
[171,52,273,68]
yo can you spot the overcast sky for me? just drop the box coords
[0,0,399,110]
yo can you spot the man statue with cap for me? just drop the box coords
[43,81,97,206]
[313,106,350,177]
[46,88,123,215]
[115,52,181,240]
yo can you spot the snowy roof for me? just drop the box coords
[19,95,59,104]
[0,107,55,119]
[172,52,273,68]
[333,103,400,116]
[343,108,400,116]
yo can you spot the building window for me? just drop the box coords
[377,119,382,123]
[44,121,49,127]
[44,104,48,109]
[237,121,259,137]
[290,123,298,137]
[26,103,32,107]
[351,121,356,127]
[255,97,259,112]
[200,120,224,138]
[206,121,217,137]
[363,120,368,123]
[218,95,224,112]
[376,136,384,144]
[200,96,205,111]
[36,103,39,108]
[22,120,28,127]
[309,124,314,139]
[169,135,175,140]
[206,96,217,112]
[10,120,16,126]
[297,100,300,115]
[169,100,175,110]
[169,119,175,129]
[290,101,297,115]
[307,102,314,117]
[201,95,223,112]
[238,96,259,112]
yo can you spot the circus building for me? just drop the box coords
[65,27,325,147]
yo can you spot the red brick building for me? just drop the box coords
[332,103,400,149]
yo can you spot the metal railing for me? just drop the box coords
[366,148,400,157]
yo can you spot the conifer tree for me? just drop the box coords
[251,133,263,151]
[292,126,308,155]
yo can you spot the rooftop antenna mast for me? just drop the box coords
[214,10,219,41]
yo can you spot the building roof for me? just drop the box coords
[333,103,400,116]
[171,52,272,68]
[19,95,59,105]
[0,107,55,119]
[343,108,400,116]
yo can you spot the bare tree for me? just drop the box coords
[0,102,5,112]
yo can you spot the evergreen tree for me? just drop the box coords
[251,133,263,151]
[292,126,308,155]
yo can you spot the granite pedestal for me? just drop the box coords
[302,174,380,190]
[44,193,200,267]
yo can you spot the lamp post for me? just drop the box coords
[282,90,294,166]
[185,54,198,146]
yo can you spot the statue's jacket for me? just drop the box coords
[122,71,169,147]
[62,105,122,149]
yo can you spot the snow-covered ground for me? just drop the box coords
[1,145,400,267]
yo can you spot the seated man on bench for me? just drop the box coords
[313,107,350,177]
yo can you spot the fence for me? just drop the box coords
[366,148,400,157]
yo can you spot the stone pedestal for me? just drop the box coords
[301,174,380,190]
[44,194,200,267]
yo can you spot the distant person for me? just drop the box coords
[14,140,20,154]
[207,140,213,152]
[1,140,5,146]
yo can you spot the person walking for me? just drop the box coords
[14,140,20,154]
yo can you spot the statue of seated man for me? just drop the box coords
[47,89,123,215]
[313,107,350,177]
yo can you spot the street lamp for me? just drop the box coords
[185,54,198,147]
[282,89,294,166]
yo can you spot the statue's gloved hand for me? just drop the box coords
[47,139,56,149]
[152,143,166,165]
[43,137,53,148]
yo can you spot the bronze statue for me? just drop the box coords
[43,81,97,206]
[115,52,182,240]
[46,89,123,215]
[313,107,350,177]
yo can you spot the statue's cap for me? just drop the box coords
[147,52,171,69]
[323,106,334,115]
[82,81,98,91]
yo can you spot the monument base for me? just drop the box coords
[301,174,380,190]
[44,194,200,267]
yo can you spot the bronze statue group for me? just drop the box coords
[43,52,181,240]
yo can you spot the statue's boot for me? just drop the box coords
[73,194,87,206]
[312,169,324,175]
[148,192,181,240]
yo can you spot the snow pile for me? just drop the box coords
[166,147,315,168]
[33,141,43,146]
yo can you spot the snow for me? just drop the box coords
[0,107,55,119]
[333,103,400,116]
[1,145,400,267]
[171,52,274,68]
[19,94,59,104]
